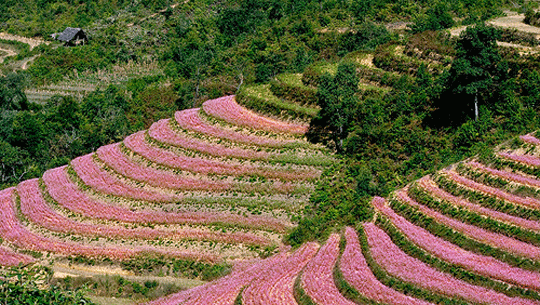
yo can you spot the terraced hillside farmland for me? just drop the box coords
[0,94,332,302]
[145,132,540,304]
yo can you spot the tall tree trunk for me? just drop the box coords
[474,93,479,122]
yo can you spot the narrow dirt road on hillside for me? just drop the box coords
[0,32,49,50]
[450,11,540,37]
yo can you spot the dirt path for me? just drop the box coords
[0,46,17,63]
[0,32,49,50]
[20,55,39,70]
[450,11,540,38]
[488,12,540,38]
[52,263,206,287]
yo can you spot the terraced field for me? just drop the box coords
[0,94,332,301]
[145,132,540,304]
[5,26,540,304]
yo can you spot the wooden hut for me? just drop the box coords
[52,27,88,46]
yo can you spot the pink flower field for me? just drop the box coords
[520,134,540,146]
[202,95,308,135]
[9,94,540,305]
[124,131,320,181]
[301,234,356,305]
[364,222,538,305]
[175,107,301,147]
[372,196,540,290]
[43,166,291,232]
[443,169,540,209]
[340,226,433,305]
[417,176,540,231]
[395,189,540,260]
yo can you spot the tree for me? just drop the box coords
[410,4,455,33]
[436,23,506,124]
[0,73,28,111]
[314,63,359,152]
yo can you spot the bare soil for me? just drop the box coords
[0,32,49,50]
[450,11,540,38]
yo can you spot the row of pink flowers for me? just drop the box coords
[499,152,540,167]
[395,189,540,261]
[146,251,290,305]
[0,188,217,263]
[418,176,540,232]
[98,142,308,195]
[301,233,356,305]
[97,143,232,192]
[364,222,538,305]
[43,166,291,233]
[373,196,540,290]
[71,153,180,202]
[466,160,540,189]
[341,226,433,305]
[241,242,319,305]
[0,246,35,266]
[124,131,320,181]
[176,107,300,148]
[443,169,540,209]
[520,134,540,146]
[202,95,308,135]
[17,178,272,247]
[149,119,270,160]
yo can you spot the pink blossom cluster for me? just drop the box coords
[17,179,271,246]
[498,152,540,167]
[241,242,319,305]
[372,196,540,290]
[395,190,540,261]
[71,154,179,202]
[520,134,540,146]
[124,131,320,181]
[97,143,232,192]
[43,167,291,233]
[467,161,540,188]
[341,226,433,305]
[176,107,299,147]
[364,222,538,305]
[0,246,35,266]
[418,177,540,232]
[146,251,290,305]
[301,234,356,305]
[149,119,270,160]
[444,170,540,209]
[0,188,217,262]
[202,95,308,135]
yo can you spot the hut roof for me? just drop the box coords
[57,27,84,42]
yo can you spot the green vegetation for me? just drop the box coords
[2,0,540,302]
[0,79,180,189]
[0,265,95,304]
[524,9,540,26]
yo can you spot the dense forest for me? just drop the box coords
[2,0,540,303]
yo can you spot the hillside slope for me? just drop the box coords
[0,94,333,302]
[146,132,540,305]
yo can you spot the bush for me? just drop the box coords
[339,22,392,53]
[410,4,455,33]
[524,9,540,27]
[270,75,317,106]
